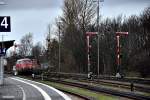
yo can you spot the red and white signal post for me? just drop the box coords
[86,32,97,73]
[116,32,128,77]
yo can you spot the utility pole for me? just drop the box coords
[58,22,61,73]
[93,0,104,76]
[97,0,100,76]
[95,0,104,76]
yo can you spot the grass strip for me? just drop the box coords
[38,80,119,100]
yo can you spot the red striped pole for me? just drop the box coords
[116,35,120,72]
[87,36,90,73]
[86,32,97,74]
[115,32,128,77]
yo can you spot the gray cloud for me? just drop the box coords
[0,0,63,10]
[103,0,150,7]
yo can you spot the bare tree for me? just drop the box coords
[19,33,33,57]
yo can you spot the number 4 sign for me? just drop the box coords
[0,16,11,32]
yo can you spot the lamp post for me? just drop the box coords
[0,35,4,85]
[0,35,7,85]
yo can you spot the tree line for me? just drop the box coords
[47,0,150,77]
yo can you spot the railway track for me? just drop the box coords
[47,78,150,100]
[75,78,150,93]
[32,74,150,100]
[47,72,150,85]
[45,72,150,93]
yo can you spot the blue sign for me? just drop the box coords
[0,48,6,55]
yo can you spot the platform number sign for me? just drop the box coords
[0,16,11,32]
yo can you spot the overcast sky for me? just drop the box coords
[0,0,149,47]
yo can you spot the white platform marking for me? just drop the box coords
[11,77,51,100]
[17,85,26,100]
[2,96,15,99]
[17,77,72,100]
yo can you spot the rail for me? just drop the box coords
[32,74,150,100]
